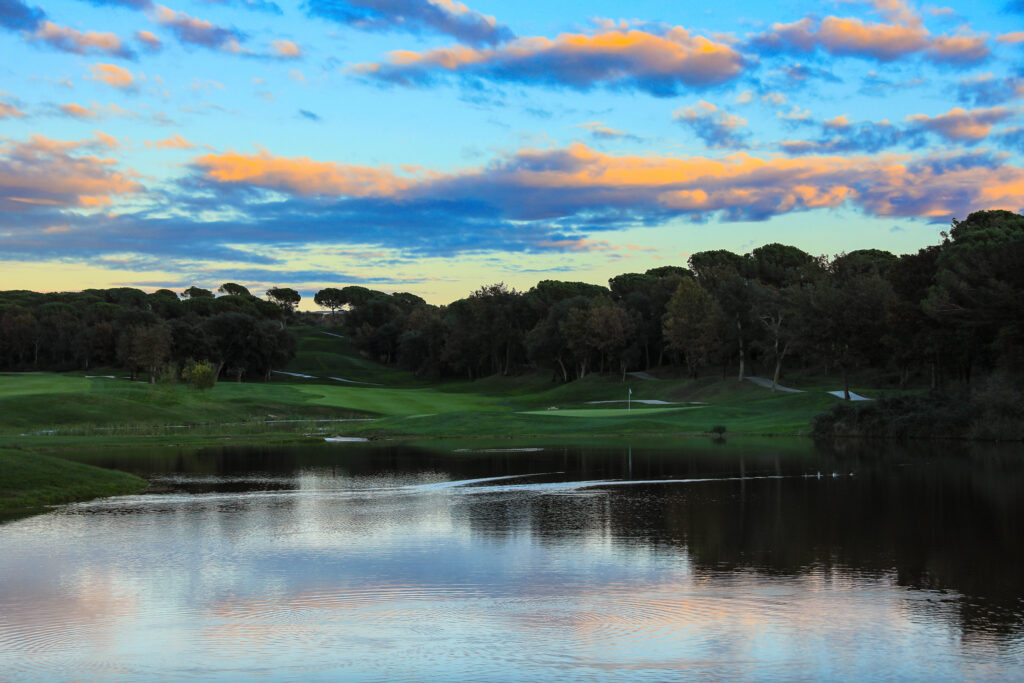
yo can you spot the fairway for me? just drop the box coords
[520,406,701,417]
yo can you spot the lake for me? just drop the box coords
[1,439,1022,681]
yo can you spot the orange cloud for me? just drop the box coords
[927,32,990,64]
[135,30,162,51]
[150,5,245,53]
[818,15,929,60]
[32,21,133,58]
[192,142,1024,223]
[0,101,26,118]
[0,134,142,210]
[89,63,136,90]
[60,103,98,119]
[146,134,197,149]
[997,32,1024,44]
[354,26,745,95]
[193,150,418,197]
[906,106,1012,141]
[58,102,136,120]
[270,39,302,59]
[748,0,989,66]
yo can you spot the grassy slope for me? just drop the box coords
[0,448,147,515]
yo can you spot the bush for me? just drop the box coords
[182,359,216,392]
[812,392,979,439]
[710,425,727,436]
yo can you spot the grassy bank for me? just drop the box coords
[0,327,873,514]
[0,448,147,517]
[0,328,869,445]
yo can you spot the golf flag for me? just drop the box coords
[628,388,632,395]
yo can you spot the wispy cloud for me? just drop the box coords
[673,100,748,148]
[306,0,514,46]
[150,4,245,52]
[576,121,642,143]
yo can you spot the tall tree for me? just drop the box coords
[663,279,722,378]
[217,282,251,297]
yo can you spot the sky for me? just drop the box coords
[1,0,1023,306]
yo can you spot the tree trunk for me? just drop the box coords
[556,357,568,383]
[842,366,850,401]
[736,317,745,382]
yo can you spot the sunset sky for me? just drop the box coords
[1,0,1023,305]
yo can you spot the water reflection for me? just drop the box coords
[1,440,1022,681]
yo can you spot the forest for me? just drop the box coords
[2,210,1022,414]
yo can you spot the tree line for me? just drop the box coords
[316,211,1024,399]
[0,283,301,383]
[2,210,1021,400]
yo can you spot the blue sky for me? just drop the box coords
[1,0,1022,304]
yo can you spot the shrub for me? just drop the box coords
[182,359,216,392]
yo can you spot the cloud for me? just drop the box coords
[780,119,919,154]
[198,0,281,14]
[997,31,1024,43]
[576,122,642,143]
[151,4,245,52]
[78,0,153,8]
[673,100,748,148]
[57,101,138,120]
[188,142,1024,231]
[192,149,418,197]
[0,0,45,31]
[952,74,1024,106]
[0,133,142,210]
[305,0,514,46]
[135,29,162,50]
[270,38,302,59]
[0,99,27,118]
[298,109,321,121]
[747,0,989,66]
[32,20,135,58]
[89,63,137,90]
[1,0,134,59]
[906,106,1013,141]
[781,106,1013,153]
[146,134,196,149]
[6,140,1024,269]
[353,26,746,96]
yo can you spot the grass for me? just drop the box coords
[0,328,852,443]
[0,448,147,517]
[0,326,863,514]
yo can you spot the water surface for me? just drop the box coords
[1,440,1022,681]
